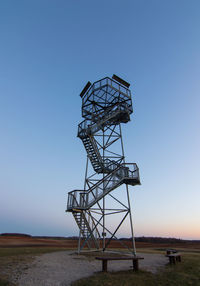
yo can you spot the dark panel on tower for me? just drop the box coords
[112,74,130,88]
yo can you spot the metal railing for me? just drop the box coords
[82,77,131,104]
[81,77,133,120]
[78,105,131,139]
[67,163,139,210]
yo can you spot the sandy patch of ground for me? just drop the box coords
[10,251,167,286]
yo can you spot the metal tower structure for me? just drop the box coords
[66,75,140,255]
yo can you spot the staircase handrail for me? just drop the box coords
[67,163,139,210]
[78,105,131,138]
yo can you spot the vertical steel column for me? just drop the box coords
[119,124,137,256]
[84,156,89,191]
[102,127,105,251]
[78,214,81,254]
[126,184,137,256]
[78,156,89,253]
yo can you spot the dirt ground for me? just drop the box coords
[4,250,167,286]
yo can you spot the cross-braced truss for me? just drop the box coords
[66,75,140,255]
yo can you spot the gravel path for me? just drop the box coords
[12,251,167,286]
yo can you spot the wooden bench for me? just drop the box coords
[166,249,177,255]
[95,256,144,272]
[166,253,182,264]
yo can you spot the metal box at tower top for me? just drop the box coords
[81,77,133,124]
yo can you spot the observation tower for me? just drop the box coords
[66,75,140,254]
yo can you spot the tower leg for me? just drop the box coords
[78,228,81,254]
[126,184,136,256]
[119,123,137,255]
[102,127,105,251]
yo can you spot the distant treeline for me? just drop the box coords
[0,233,32,237]
[0,233,78,240]
[33,236,78,240]
[135,237,185,243]
[1,233,199,243]
[121,237,200,243]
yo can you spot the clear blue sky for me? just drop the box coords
[0,0,199,239]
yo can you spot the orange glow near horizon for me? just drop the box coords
[119,220,200,240]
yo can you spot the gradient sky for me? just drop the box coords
[0,0,199,240]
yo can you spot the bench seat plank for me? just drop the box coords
[95,256,144,272]
[96,256,144,261]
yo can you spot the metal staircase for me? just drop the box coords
[66,75,140,253]
[72,211,99,249]
[67,163,139,210]
[77,106,132,174]
[81,136,103,173]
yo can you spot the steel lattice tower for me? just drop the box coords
[66,75,140,254]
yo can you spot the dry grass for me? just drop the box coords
[72,253,200,286]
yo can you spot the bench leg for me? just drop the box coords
[102,260,107,272]
[176,256,181,262]
[169,256,176,265]
[132,259,139,271]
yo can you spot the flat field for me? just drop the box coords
[0,236,200,286]
[1,235,200,251]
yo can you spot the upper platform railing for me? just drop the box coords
[81,77,133,121]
